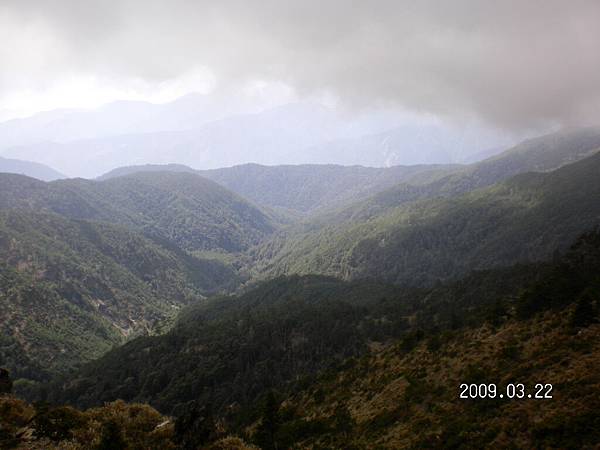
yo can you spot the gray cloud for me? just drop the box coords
[2,0,600,128]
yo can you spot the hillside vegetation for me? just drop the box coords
[253,150,600,286]
[48,229,598,413]
[274,302,600,449]
[0,171,278,254]
[256,230,600,449]
[0,210,238,385]
[99,127,600,218]
[0,170,285,393]
[42,228,600,449]
[100,162,458,216]
[197,163,459,215]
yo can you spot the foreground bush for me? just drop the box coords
[0,397,175,449]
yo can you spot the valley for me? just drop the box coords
[1,128,599,449]
[3,4,599,449]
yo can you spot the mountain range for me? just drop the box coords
[0,209,237,382]
[0,156,65,181]
[250,129,600,285]
[0,171,278,254]
[1,126,599,449]
[97,127,600,218]
[0,94,520,178]
[101,162,460,216]
[0,171,279,383]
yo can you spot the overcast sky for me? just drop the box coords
[1,0,600,129]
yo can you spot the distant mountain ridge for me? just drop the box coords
[0,156,65,181]
[0,94,520,177]
[96,127,600,218]
[323,126,600,223]
[98,164,197,180]
[0,92,266,150]
[301,123,505,166]
[0,171,278,253]
[100,162,461,215]
[252,146,600,286]
[0,103,345,177]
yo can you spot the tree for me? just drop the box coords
[174,402,216,450]
[254,391,281,450]
[33,404,84,442]
[0,368,12,395]
[332,404,354,438]
[96,420,127,450]
[570,291,597,329]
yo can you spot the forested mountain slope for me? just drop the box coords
[253,150,600,286]
[46,249,547,414]
[307,126,600,224]
[0,210,237,384]
[270,233,600,449]
[0,170,283,389]
[44,229,600,449]
[197,163,458,215]
[97,128,600,218]
[102,128,600,227]
[100,162,459,216]
[0,171,278,254]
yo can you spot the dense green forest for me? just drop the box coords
[252,150,600,286]
[100,162,459,217]
[29,228,600,449]
[0,171,280,386]
[0,171,278,253]
[0,209,238,384]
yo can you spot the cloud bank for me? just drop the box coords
[1,0,600,128]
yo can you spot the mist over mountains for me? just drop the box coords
[3,2,600,448]
[0,93,522,178]
[1,99,600,450]
[1,89,599,450]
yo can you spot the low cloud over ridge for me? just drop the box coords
[1,0,600,128]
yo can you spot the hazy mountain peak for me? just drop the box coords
[97,163,197,180]
[0,156,65,181]
[0,92,528,177]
